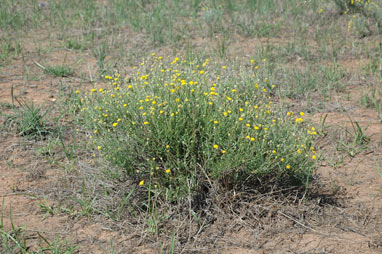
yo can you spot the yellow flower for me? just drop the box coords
[75,90,79,94]
[144,121,149,125]
[213,144,219,149]
[312,155,317,160]
[296,118,303,123]
[222,150,226,154]
[250,137,255,141]
[213,120,219,124]
[281,157,285,162]
[300,112,305,116]
[200,70,205,74]
[97,146,102,150]
[286,164,291,169]
[113,122,118,127]
[139,180,144,186]
[165,145,170,149]
[226,96,232,101]
[297,149,302,154]
[165,169,171,174]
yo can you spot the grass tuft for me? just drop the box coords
[4,98,50,138]
[44,65,73,77]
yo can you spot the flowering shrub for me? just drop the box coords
[333,0,382,35]
[77,55,317,198]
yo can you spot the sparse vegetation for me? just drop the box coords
[44,65,73,77]
[0,0,382,253]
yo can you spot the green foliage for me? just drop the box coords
[64,38,86,50]
[360,87,382,120]
[78,56,318,200]
[361,87,382,108]
[0,38,22,66]
[333,0,382,35]
[336,119,370,157]
[44,65,73,77]
[4,98,50,138]
[0,202,77,254]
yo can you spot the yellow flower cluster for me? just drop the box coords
[78,54,318,190]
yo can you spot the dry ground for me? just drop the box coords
[1,2,382,253]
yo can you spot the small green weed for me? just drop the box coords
[4,98,50,138]
[64,38,86,50]
[337,119,370,157]
[44,65,73,77]
[0,102,15,110]
[92,43,108,75]
[360,87,382,121]
[0,38,22,66]
[1,201,77,253]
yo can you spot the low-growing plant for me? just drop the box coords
[4,98,50,138]
[337,118,370,157]
[64,38,86,50]
[0,38,22,66]
[360,87,382,121]
[92,43,108,75]
[77,55,318,201]
[0,201,77,253]
[44,65,73,77]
